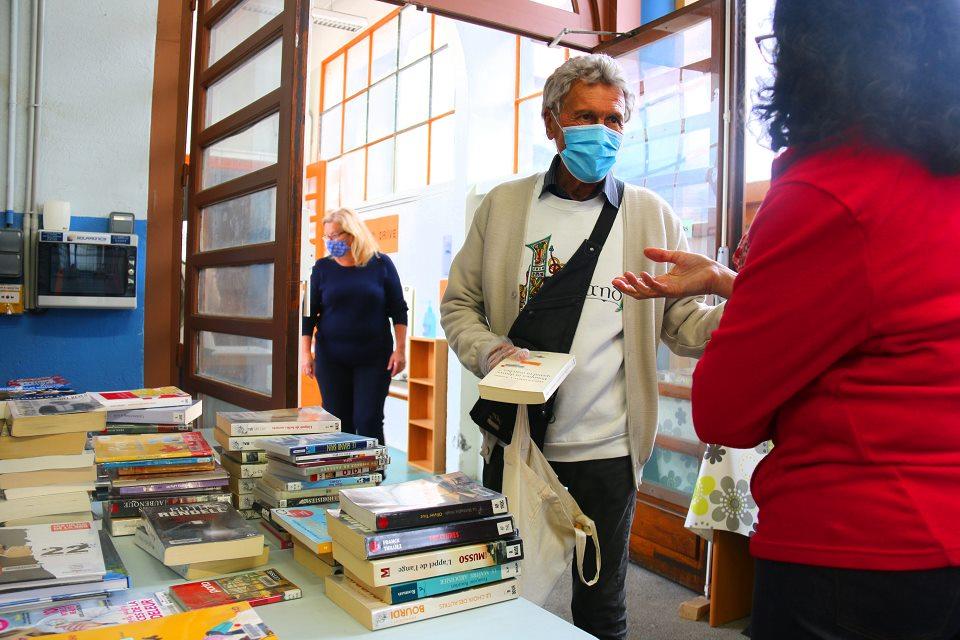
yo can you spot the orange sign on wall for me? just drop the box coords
[366,215,399,254]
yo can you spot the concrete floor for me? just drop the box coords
[543,562,750,640]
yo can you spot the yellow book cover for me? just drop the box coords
[45,602,279,640]
[93,432,213,463]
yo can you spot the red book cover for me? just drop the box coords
[169,569,301,610]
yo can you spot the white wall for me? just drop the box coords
[0,0,157,218]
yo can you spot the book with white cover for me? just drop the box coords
[89,387,193,412]
[3,483,95,500]
[6,394,105,436]
[0,491,92,523]
[478,351,576,404]
[0,452,94,475]
[0,522,105,592]
[106,400,202,425]
[325,574,519,631]
[216,407,341,436]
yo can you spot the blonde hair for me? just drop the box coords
[323,208,379,267]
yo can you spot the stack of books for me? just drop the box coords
[325,472,523,630]
[133,501,268,580]
[214,407,340,519]
[90,386,202,437]
[0,588,178,635]
[253,432,386,548]
[0,522,130,614]
[1,393,103,526]
[93,431,231,537]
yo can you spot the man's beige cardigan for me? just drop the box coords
[440,173,724,487]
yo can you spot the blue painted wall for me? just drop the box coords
[1,216,147,392]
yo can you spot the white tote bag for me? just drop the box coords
[501,405,601,605]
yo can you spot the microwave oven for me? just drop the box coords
[36,231,138,309]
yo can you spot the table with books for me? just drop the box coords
[0,382,591,639]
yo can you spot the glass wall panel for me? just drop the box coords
[397,59,430,129]
[346,38,370,97]
[367,138,395,200]
[342,92,368,151]
[371,17,399,82]
[395,125,428,191]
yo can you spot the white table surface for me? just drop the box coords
[107,441,591,639]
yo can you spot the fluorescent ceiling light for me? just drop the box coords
[310,7,368,32]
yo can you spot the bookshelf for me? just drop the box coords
[406,337,447,473]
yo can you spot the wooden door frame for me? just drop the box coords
[144,0,192,388]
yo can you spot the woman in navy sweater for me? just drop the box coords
[300,208,408,446]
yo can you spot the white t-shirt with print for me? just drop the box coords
[517,175,629,462]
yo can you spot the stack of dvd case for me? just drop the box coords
[252,431,386,549]
[324,472,523,631]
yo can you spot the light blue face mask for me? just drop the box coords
[326,239,350,258]
[553,112,623,184]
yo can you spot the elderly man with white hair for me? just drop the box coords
[441,54,733,639]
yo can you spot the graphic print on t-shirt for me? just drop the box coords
[518,235,624,313]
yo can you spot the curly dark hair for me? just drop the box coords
[755,0,960,175]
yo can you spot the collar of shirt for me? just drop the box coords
[539,154,623,208]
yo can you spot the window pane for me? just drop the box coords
[319,105,342,160]
[343,92,368,151]
[431,48,454,116]
[199,187,276,251]
[345,38,370,97]
[429,115,454,185]
[339,149,365,206]
[433,16,453,51]
[205,38,281,127]
[517,98,554,177]
[367,137,395,200]
[368,75,397,141]
[371,17,399,83]
[197,331,272,395]
[399,7,431,66]
[640,446,699,498]
[395,125,427,192]
[198,264,274,318]
[325,157,342,211]
[397,59,430,129]
[520,38,567,97]
[201,112,279,189]
[323,54,345,109]
[208,0,283,67]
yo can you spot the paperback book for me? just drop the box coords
[477,350,576,404]
[0,591,177,638]
[40,601,278,640]
[213,428,269,453]
[220,455,267,479]
[105,400,202,425]
[169,568,300,610]
[255,479,375,502]
[0,431,87,459]
[0,452,94,475]
[216,406,340,436]
[270,505,332,555]
[348,560,522,604]
[101,455,214,470]
[259,518,293,550]
[139,503,264,565]
[260,472,381,493]
[252,488,339,510]
[103,492,231,519]
[266,459,383,481]
[261,432,378,458]
[0,523,105,592]
[218,447,267,464]
[114,460,216,476]
[88,387,193,411]
[327,509,516,559]
[332,535,524,587]
[339,472,509,532]
[6,394,105,436]
[325,574,519,631]
[94,431,212,463]
[98,423,193,435]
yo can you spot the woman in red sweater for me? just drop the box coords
[615,0,960,636]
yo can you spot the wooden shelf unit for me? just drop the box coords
[406,337,447,473]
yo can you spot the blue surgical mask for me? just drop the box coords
[554,112,623,184]
[326,239,350,258]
